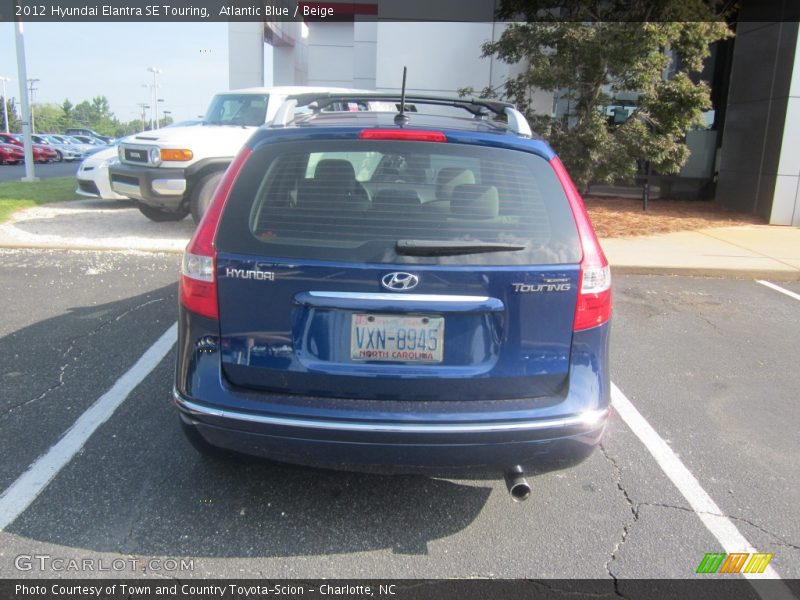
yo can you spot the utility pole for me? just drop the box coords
[147,67,161,129]
[27,78,39,133]
[14,19,36,181]
[136,102,149,131]
[0,76,10,133]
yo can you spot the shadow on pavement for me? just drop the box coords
[4,283,491,559]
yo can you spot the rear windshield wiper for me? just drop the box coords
[395,239,527,256]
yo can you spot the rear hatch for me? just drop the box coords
[214,136,582,402]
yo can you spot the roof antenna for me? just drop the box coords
[394,66,410,126]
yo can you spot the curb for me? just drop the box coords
[0,242,185,255]
[610,264,800,281]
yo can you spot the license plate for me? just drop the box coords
[351,314,444,363]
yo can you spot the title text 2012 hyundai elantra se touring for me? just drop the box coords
[173,92,611,501]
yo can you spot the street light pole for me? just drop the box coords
[147,67,161,129]
[27,78,39,133]
[0,76,10,133]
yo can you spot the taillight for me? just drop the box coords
[179,146,253,319]
[359,129,446,142]
[550,157,612,331]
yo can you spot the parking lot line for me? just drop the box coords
[756,280,800,302]
[610,382,795,596]
[0,322,177,532]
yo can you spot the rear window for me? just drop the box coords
[216,140,581,265]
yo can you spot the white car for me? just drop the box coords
[110,86,368,223]
[31,135,85,162]
[76,146,126,200]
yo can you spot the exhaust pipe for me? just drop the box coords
[504,466,531,502]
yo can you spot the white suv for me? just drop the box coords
[110,86,364,223]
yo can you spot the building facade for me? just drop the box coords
[228,10,800,226]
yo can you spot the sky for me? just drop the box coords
[0,22,232,125]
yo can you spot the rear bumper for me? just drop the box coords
[173,312,611,475]
[174,387,608,474]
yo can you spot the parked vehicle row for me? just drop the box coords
[0,132,58,163]
[0,131,111,165]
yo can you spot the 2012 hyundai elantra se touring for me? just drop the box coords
[173,92,612,501]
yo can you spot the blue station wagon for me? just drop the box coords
[173,93,611,501]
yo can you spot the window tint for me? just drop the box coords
[203,94,269,127]
[217,140,581,266]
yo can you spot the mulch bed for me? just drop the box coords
[583,196,764,238]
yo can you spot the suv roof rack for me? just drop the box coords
[269,92,533,138]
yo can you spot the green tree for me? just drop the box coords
[115,119,144,138]
[71,100,95,129]
[2,96,22,132]
[477,1,731,189]
[60,99,74,130]
[31,103,65,134]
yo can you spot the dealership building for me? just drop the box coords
[228,5,800,226]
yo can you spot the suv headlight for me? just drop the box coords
[148,147,162,166]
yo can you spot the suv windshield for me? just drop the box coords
[217,140,581,266]
[203,93,269,127]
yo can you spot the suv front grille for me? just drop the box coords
[124,148,149,164]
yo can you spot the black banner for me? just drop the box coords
[1,0,800,23]
[1,579,799,600]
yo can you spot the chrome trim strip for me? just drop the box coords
[173,388,608,434]
[305,291,491,303]
[152,179,187,195]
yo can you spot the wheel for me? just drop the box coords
[190,171,224,224]
[54,150,63,162]
[136,201,189,222]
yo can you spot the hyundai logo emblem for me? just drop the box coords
[381,272,419,291]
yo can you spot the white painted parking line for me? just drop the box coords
[756,280,800,302]
[610,382,795,597]
[0,322,178,532]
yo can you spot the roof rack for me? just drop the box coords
[269,92,533,138]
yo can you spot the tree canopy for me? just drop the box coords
[2,94,169,138]
[2,97,22,132]
[474,1,732,189]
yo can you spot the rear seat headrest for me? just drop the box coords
[436,167,476,201]
[314,159,357,183]
[373,189,423,210]
[450,184,500,219]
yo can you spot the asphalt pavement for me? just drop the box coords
[0,249,797,582]
[0,161,80,182]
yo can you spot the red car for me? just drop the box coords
[0,142,24,165]
[0,133,58,163]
